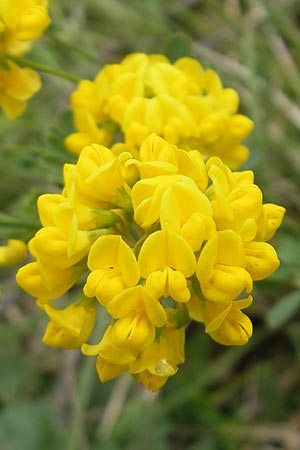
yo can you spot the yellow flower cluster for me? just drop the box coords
[65,53,254,169]
[0,0,51,118]
[16,133,285,391]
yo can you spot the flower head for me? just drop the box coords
[17,124,284,390]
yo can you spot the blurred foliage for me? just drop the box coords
[1,0,300,449]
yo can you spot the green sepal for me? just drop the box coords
[167,307,190,329]
[155,325,166,343]
[91,209,120,228]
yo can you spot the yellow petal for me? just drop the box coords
[82,325,136,365]
[256,204,286,241]
[196,233,218,285]
[111,313,155,351]
[87,235,140,286]
[216,229,245,267]
[133,371,169,392]
[138,229,196,277]
[37,194,66,227]
[204,302,232,333]
[244,241,280,281]
[5,64,41,100]
[107,286,167,327]
[209,310,253,346]
[96,357,128,382]
[168,269,191,303]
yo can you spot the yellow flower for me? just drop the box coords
[132,173,210,234]
[0,61,41,118]
[107,285,167,352]
[207,156,262,236]
[0,239,27,266]
[74,144,132,207]
[16,261,84,303]
[84,235,140,306]
[196,230,253,302]
[0,0,50,54]
[127,133,208,189]
[138,230,196,302]
[61,164,120,231]
[42,298,96,349]
[65,53,253,168]
[202,296,253,346]
[28,203,91,268]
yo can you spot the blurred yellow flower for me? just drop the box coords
[0,239,27,266]
[0,0,51,55]
[65,53,253,168]
[0,0,50,118]
[0,61,41,118]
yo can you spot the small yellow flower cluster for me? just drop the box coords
[0,0,51,118]
[16,133,285,391]
[65,53,254,169]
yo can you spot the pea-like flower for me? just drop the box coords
[84,235,140,306]
[16,260,84,304]
[188,295,253,346]
[196,230,253,303]
[107,285,167,352]
[138,230,196,302]
[42,297,96,349]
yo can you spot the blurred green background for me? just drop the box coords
[1,1,300,449]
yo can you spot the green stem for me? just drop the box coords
[4,54,81,83]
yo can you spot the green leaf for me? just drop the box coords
[266,290,300,329]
